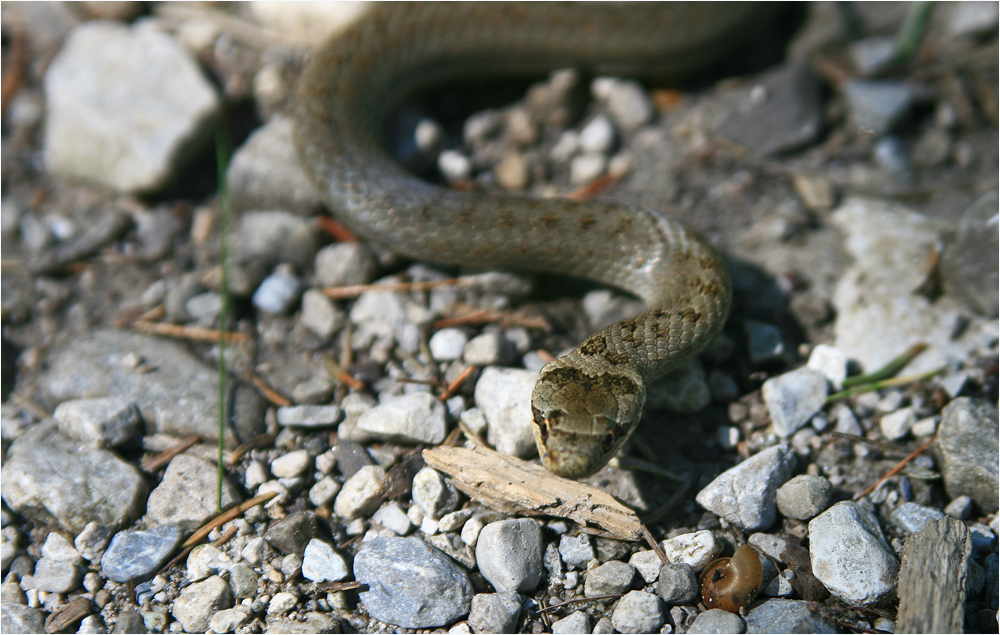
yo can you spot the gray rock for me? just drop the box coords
[185,292,222,324]
[428,532,476,570]
[265,611,340,634]
[39,329,265,446]
[373,502,413,535]
[591,78,653,133]
[807,344,848,389]
[300,289,346,339]
[762,368,828,437]
[744,320,785,364]
[660,530,721,573]
[186,544,233,582]
[332,439,376,478]
[941,190,998,316]
[29,557,81,593]
[1,604,44,634]
[225,116,323,215]
[463,332,515,366]
[744,598,837,634]
[75,523,111,563]
[809,501,899,605]
[291,376,337,405]
[268,591,297,617]
[584,560,635,597]
[309,477,342,508]
[880,407,917,441]
[468,591,522,634]
[1,421,146,533]
[52,397,142,448]
[356,392,448,445]
[775,474,832,520]
[582,289,645,331]
[551,611,590,634]
[430,328,469,361]
[228,564,258,599]
[354,536,473,628]
[109,610,145,634]
[229,211,319,296]
[44,20,220,193]
[276,405,343,428]
[476,519,544,593]
[944,495,975,520]
[946,1,999,36]
[610,590,663,634]
[271,450,312,479]
[718,64,823,156]
[843,80,915,136]
[209,607,252,633]
[334,465,386,520]
[40,532,81,564]
[848,36,898,76]
[688,609,746,634]
[890,502,946,534]
[314,242,379,288]
[628,551,662,584]
[265,512,318,556]
[252,266,303,314]
[101,525,185,583]
[171,575,233,634]
[558,534,595,568]
[937,398,999,514]
[301,539,349,583]
[145,455,242,529]
[411,467,460,520]
[655,563,698,605]
[647,360,710,413]
[474,367,538,458]
[696,445,796,531]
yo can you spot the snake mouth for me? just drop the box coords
[539,434,608,479]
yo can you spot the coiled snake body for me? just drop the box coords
[294,3,743,478]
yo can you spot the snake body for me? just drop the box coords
[294,3,741,478]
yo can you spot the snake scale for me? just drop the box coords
[293,2,747,478]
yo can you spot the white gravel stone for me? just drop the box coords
[74,523,111,563]
[430,328,469,361]
[889,502,945,534]
[591,78,654,132]
[302,539,350,583]
[569,153,607,184]
[495,152,530,191]
[438,508,474,533]
[252,266,302,314]
[171,575,233,633]
[412,467,460,520]
[611,590,664,634]
[44,20,220,193]
[270,450,312,479]
[776,474,833,520]
[659,530,721,573]
[300,289,345,339]
[41,532,82,564]
[809,501,899,605]
[552,611,591,634]
[558,533,595,568]
[373,502,413,535]
[463,332,513,366]
[209,607,251,633]
[52,397,141,448]
[579,115,616,154]
[439,149,473,182]
[240,537,267,566]
[696,445,796,531]
[476,519,544,592]
[356,392,447,445]
[276,404,343,428]
[146,455,242,529]
[880,407,916,440]
[474,367,538,458]
[186,544,233,582]
[244,461,269,491]
[585,560,635,596]
[333,465,386,520]
[308,476,342,508]
[762,368,829,437]
[688,608,746,634]
[462,516,486,547]
[314,242,378,288]
[468,591,522,633]
[267,591,298,616]
[629,550,663,584]
[807,344,848,389]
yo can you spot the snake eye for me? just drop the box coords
[602,432,615,450]
[538,422,548,440]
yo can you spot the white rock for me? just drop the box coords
[762,368,829,437]
[809,501,899,605]
[412,467,460,520]
[267,592,298,616]
[271,450,312,479]
[569,153,607,184]
[807,344,848,389]
[879,407,916,440]
[308,476,342,508]
[591,78,654,132]
[356,392,447,445]
[629,551,663,584]
[300,289,345,339]
[474,367,538,458]
[302,539,350,583]
[463,332,513,366]
[695,445,796,531]
[276,404,343,428]
[659,530,721,573]
[579,115,616,154]
[439,149,473,182]
[314,242,378,288]
[333,465,386,520]
[430,328,469,361]
[475,519,544,593]
[40,533,81,564]
[373,502,413,535]
[52,397,141,448]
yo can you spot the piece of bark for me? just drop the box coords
[895,516,971,634]
[422,445,642,541]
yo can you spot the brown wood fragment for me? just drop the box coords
[896,516,971,634]
[44,596,92,633]
[422,445,642,541]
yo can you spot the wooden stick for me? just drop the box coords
[438,365,476,402]
[132,320,250,343]
[141,435,200,472]
[245,370,292,407]
[181,491,278,549]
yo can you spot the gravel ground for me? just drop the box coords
[1,2,998,634]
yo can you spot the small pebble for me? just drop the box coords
[558,534,595,568]
[271,450,312,479]
[880,407,916,440]
[762,368,829,437]
[171,576,233,633]
[252,266,302,314]
[429,328,469,361]
[610,590,664,634]
[334,466,387,520]
[468,591,522,634]
[696,445,796,531]
[276,405,343,428]
[584,560,635,597]
[890,502,945,534]
[552,611,590,634]
[660,530,721,573]
[655,563,698,605]
[476,519,544,593]
[628,550,662,584]
[776,474,832,520]
[687,608,746,634]
[944,495,974,520]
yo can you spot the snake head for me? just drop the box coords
[530,365,645,479]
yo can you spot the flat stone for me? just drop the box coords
[265,611,341,634]
[474,367,538,458]
[696,445,796,531]
[276,405,343,428]
[267,592,298,616]
[265,512,318,556]
[762,368,828,437]
[171,575,233,634]
[145,455,242,529]
[429,328,469,362]
[880,407,917,440]
[660,530,721,573]
[101,525,185,584]
[551,611,590,634]
[209,607,252,634]
[334,465,386,520]
[843,80,915,136]
[776,474,832,520]
[300,289,346,340]
[354,536,473,629]
[44,20,220,193]
[809,501,899,605]
[39,329,265,447]
[610,590,664,634]
[356,392,448,445]
[468,591,522,634]
[52,397,142,448]
[463,332,515,366]
[558,534,595,569]
[1,421,146,533]
[476,519,544,593]
[373,502,413,536]
[270,450,312,479]
[937,398,999,513]
[744,598,837,634]
[688,608,746,634]
[891,502,946,534]
[1,604,44,634]
[584,560,635,597]
[225,116,323,215]
[30,557,82,593]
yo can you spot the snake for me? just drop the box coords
[293,2,747,479]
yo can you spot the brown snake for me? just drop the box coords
[293,3,748,478]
